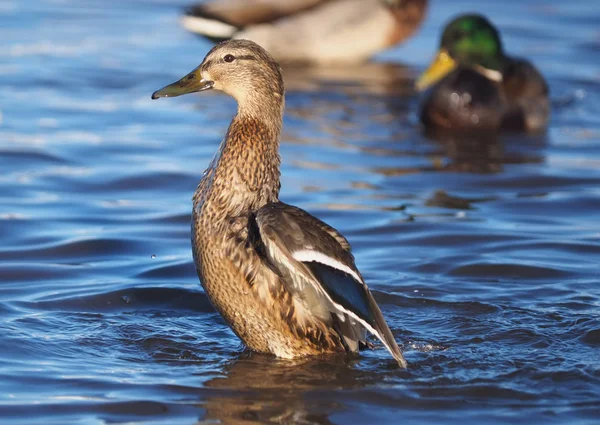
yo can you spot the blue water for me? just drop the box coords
[1,0,599,424]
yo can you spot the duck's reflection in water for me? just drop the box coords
[419,130,547,174]
[282,61,415,96]
[198,353,392,425]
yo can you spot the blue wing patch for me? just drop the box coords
[304,261,374,325]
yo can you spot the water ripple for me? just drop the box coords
[0,0,599,424]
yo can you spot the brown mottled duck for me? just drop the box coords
[180,0,428,64]
[151,40,407,367]
[416,14,549,133]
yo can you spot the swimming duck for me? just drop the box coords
[152,40,407,367]
[180,0,428,64]
[416,14,549,132]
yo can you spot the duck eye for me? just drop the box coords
[223,54,235,63]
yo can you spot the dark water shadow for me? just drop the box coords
[419,129,549,174]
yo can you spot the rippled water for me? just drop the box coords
[1,0,599,424]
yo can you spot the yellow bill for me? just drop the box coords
[415,49,457,91]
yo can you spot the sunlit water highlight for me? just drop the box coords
[0,0,599,424]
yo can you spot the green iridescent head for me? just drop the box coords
[417,14,504,90]
[441,14,504,69]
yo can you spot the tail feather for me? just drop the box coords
[367,291,408,368]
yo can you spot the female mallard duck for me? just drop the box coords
[152,40,407,367]
[180,0,428,64]
[416,14,549,132]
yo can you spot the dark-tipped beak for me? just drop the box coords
[151,67,214,99]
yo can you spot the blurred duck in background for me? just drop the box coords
[416,14,549,133]
[180,0,428,64]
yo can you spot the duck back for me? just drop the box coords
[501,58,550,131]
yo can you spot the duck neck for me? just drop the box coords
[210,97,283,214]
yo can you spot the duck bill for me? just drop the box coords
[415,49,457,91]
[151,68,214,99]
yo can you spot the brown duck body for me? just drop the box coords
[192,115,344,357]
[181,0,428,64]
[153,40,406,366]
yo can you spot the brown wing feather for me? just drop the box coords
[253,202,407,367]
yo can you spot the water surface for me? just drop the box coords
[1,0,599,424]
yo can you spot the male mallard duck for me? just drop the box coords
[152,40,407,367]
[180,0,428,64]
[416,14,549,132]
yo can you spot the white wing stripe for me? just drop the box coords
[293,249,406,367]
[292,249,363,284]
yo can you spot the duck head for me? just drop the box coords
[152,39,284,107]
[416,14,504,91]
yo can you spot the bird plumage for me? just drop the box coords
[417,14,549,133]
[152,40,407,366]
[180,0,428,64]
